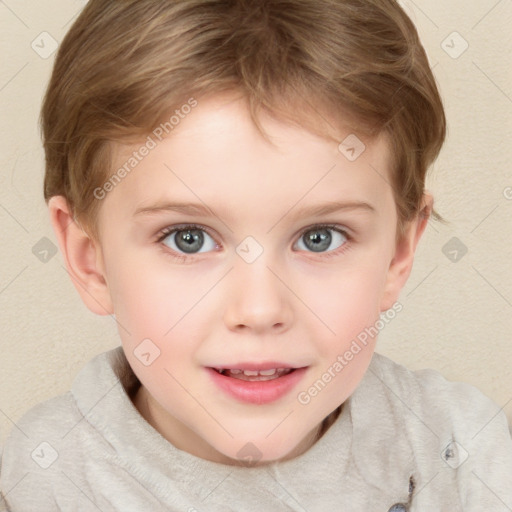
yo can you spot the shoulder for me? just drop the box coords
[369,352,508,436]
[2,349,118,463]
[364,353,512,509]
[1,390,83,458]
[0,349,124,508]
[0,391,82,507]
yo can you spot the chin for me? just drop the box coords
[210,430,312,467]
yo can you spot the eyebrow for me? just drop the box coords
[134,202,215,217]
[134,200,375,219]
[290,200,376,218]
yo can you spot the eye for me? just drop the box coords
[295,226,348,253]
[160,226,217,254]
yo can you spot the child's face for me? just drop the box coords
[92,94,411,464]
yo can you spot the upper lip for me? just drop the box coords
[209,362,304,371]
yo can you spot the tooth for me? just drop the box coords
[229,369,243,375]
[243,370,259,376]
[259,369,277,376]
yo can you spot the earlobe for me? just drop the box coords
[380,193,433,311]
[48,196,114,316]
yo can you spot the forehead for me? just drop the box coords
[101,95,395,228]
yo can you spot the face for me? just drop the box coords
[93,94,403,465]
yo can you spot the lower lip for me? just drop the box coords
[206,367,308,405]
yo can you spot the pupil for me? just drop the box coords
[304,229,331,252]
[176,229,204,253]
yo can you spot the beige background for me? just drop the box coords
[1,0,511,447]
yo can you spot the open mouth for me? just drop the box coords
[211,368,296,381]
[207,365,308,404]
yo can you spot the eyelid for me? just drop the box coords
[156,223,220,245]
[296,223,351,240]
[156,223,350,243]
[154,222,352,261]
[293,223,352,257]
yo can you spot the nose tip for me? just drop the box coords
[223,261,293,334]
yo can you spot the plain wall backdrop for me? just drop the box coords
[1,0,511,448]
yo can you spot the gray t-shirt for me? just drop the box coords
[1,347,511,511]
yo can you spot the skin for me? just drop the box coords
[49,93,430,466]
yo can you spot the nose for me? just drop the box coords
[223,257,293,334]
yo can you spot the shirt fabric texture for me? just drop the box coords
[1,347,511,511]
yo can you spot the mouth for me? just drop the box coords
[206,364,308,404]
[211,367,297,382]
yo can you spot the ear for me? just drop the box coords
[48,196,113,315]
[380,193,433,311]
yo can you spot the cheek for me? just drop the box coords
[295,258,389,350]
[108,259,212,405]
[106,253,214,337]
[105,254,226,391]
[293,265,386,416]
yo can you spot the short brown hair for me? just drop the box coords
[42,0,446,238]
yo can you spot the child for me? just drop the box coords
[1,0,511,510]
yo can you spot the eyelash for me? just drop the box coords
[299,223,352,259]
[155,223,352,262]
[156,223,219,263]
